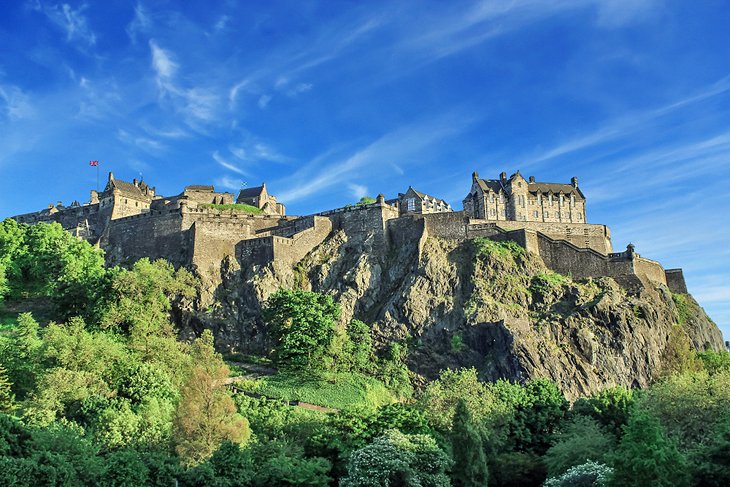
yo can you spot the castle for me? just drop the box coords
[10,170,689,298]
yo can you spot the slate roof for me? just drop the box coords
[237,185,265,199]
[528,182,585,199]
[108,179,147,198]
[474,178,585,200]
[476,179,506,193]
[405,187,450,207]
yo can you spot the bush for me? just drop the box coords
[543,461,613,487]
[263,289,340,373]
[340,430,450,487]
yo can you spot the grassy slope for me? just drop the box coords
[233,370,396,410]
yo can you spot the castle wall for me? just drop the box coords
[665,269,688,294]
[319,202,400,250]
[470,220,612,254]
[633,256,668,286]
[103,209,189,267]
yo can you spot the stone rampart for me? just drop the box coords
[103,209,189,266]
[665,269,688,294]
[236,216,333,268]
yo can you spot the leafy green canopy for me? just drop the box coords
[263,289,340,373]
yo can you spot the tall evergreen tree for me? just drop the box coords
[451,399,489,487]
[0,363,15,413]
[611,411,689,487]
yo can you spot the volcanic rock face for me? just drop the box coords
[190,230,724,399]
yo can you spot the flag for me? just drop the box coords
[89,160,99,166]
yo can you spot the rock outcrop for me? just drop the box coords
[187,230,724,400]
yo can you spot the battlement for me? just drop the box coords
[7,169,688,297]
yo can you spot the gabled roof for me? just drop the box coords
[107,179,147,198]
[528,182,584,199]
[237,185,265,199]
[476,179,506,193]
[403,187,450,207]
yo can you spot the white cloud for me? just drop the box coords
[149,40,178,80]
[126,2,151,42]
[34,1,96,46]
[214,15,230,32]
[215,175,245,191]
[0,85,34,120]
[116,129,166,153]
[279,112,476,203]
[213,151,247,176]
[348,183,368,199]
[257,94,272,109]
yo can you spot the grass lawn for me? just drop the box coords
[199,203,263,214]
[239,371,396,410]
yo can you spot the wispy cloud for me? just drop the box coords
[33,1,97,46]
[347,183,368,199]
[522,77,730,167]
[148,40,220,130]
[214,175,244,191]
[116,129,165,153]
[212,151,247,176]
[278,112,476,203]
[0,84,34,120]
[126,2,151,42]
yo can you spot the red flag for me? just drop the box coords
[89,160,99,166]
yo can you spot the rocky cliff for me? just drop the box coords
[187,230,724,399]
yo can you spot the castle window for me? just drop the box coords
[533,210,538,218]
[519,195,525,207]
[570,195,575,207]
[560,195,564,206]
[406,198,416,212]
[489,193,494,203]
[555,212,560,219]
[549,194,553,206]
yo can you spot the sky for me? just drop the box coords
[0,1,729,339]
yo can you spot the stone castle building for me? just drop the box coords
[9,168,689,300]
[463,171,586,223]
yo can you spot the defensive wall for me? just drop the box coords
[237,216,333,267]
[390,211,686,293]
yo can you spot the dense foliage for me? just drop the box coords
[1,220,729,486]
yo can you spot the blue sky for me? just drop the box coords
[1,1,729,339]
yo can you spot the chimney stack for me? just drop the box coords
[529,176,535,183]
[500,171,507,182]
[571,176,578,188]
[472,171,479,181]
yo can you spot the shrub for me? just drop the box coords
[543,461,613,487]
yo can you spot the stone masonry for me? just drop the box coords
[9,169,689,297]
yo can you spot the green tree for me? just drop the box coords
[639,370,730,451]
[611,411,689,487]
[543,416,614,478]
[101,448,150,487]
[263,289,340,373]
[451,399,488,487]
[343,319,374,373]
[341,430,451,487]
[697,350,730,374]
[693,415,730,486]
[572,386,634,437]
[0,364,15,413]
[172,331,250,466]
[493,378,569,453]
[655,325,702,379]
[252,442,330,487]
[100,258,197,344]
[419,367,499,431]
[0,313,42,399]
